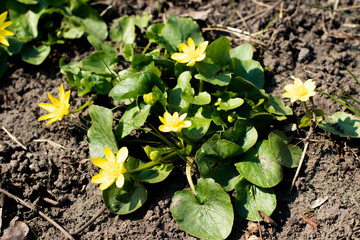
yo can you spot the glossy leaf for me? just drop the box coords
[181,87,211,105]
[110,16,135,44]
[223,119,258,153]
[230,43,253,61]
[169,71,191,112]
[116,102,151,139]
[218,98,244,111]
[235,140,283,188]
[194,71,232,86]
[103,180,147,215]
[231,59,264,89]
[234,177,276,221]
[319,112,360,138]
[268,130,301,168]
[88,105,118,159]
[161,15,204,52]
[170,178,233,240]
[298,109,324,128]
[206,36,230,68]
[20,44,50,65]
[182,105,212,140]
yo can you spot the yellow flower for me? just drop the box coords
[91,146,128,190]
[159,112,192,132]
[171,37,208,67]
[0,11,14,47]
[283,78,316,102]
[38,83,71,125]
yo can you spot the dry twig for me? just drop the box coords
[0,188,75,240]
[33,139,66,149]
[71,205,107,235]
[2,126,27,150]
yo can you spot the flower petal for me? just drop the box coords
[0,36,9,47]
[115,174,125,189]
[171,53,188,63]
[38,103,57,112]
[179,113,187,121]
[0,12,7,24]
[92,156,114,170]
[99,178,115,190]
[104,146,115,163]
[116,147,128,164]
[38,112,56,121]
[0,29,14,37]
[195,41,208,54]
[293,78,303,86]
[91,170,112,184]
[195,53,206,62]
[187,38,195,51]
[179,43,189,53]
[159,125,171,132]
[183,120,192,128]
[186,59,196,67]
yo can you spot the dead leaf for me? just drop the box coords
[248,222,259,233]
[300,215,319,231]
[259,211,278,227]
[1,216,29,240]
[310,196,329,209]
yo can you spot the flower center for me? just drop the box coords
[297,85,309,97]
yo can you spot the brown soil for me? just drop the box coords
[1,0,360,239]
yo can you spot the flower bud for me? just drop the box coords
[149,151,161,161]
[143,92,157,105]
[227,115,235,123]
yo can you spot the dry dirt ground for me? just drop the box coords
[1,0,360,239]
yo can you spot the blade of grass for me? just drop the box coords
[329,54,360,86]
[318,90,360,116]
[307,4,360,19]
[252,11,281,46]
[330,90,360,114]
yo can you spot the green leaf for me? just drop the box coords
[80,49,118,74]
[268,130,301,168]
[231,59,264,89]
[129,162,174,183]
[235,140,283,188]
[123,43,134,61]
[234,177,276,221]
[183,105,212,140]
[16,0,39,4]
[264,94,293,116]
[195,57,219,78]
[70,0,108,41]
[229,76,268,100]
[223,119,258,153]
[115,102,151,139]
[7,0,47,41]
[88,105,118,159]
[3,37,24,56]
[110,72,164,102]
[60,16,85,39]
[206,36,230,68]
[181,87,211,105]
[133,13,150,28]
[196,139,242,174]
[103,180,147,215]
[110,16,135,44]
[299,109,324,128]
[169,71,191,112]
[319,112,360,138]
[20,44,50,65]
[218,98,244,111]
[170,178,233,240]
[196,139,243,191]
[194,71,232,86]
[230,43,253,61]
[161,15,204,52]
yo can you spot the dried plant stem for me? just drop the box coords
[71,205,107,235]
[2,126,27,150]
[0,188,75,240]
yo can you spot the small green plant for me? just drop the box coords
[0,0,108,77]
[39,15,302,239]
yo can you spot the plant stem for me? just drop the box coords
[127,160,160,173]
[142,42,152,55]
[186,157,196,195]
[304,101,309,113]
[70,95,97,114]
[199,79,204,93]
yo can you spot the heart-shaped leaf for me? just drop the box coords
[195,71,232,86]
[318,112,360,138]
[182,105,212,140]
[170,178,233,240]
[268,130,301,168]
[231,59,264,89]
[20,44,50,65]
[223,119,258,153]
[264,94,293,116]
[103,180,147,215]
[230,43,253,61]
[88,105,118,159]
[235,140,283,188]
[234,177,276,221]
